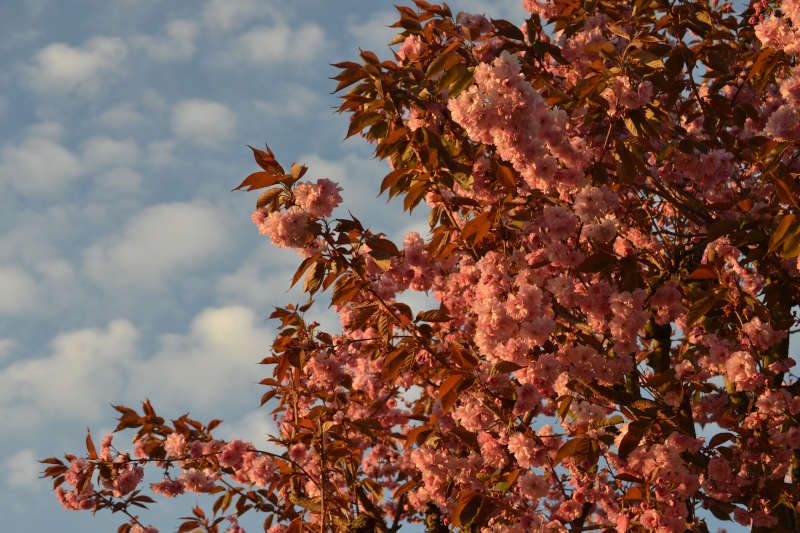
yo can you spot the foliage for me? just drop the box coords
[43,1,800,532]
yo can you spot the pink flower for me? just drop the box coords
[164,432,186,457]
[754,16,793,50]
[742,317,785,350]
[113,463,144,497]
[180,471,216,493]
[397,34,424,60]
[150,478,185,498]
[640,509,659,529]
[517,471,548,500]
[725,351,758,391]
[55,485,95,511]
[457,13,492,34]
[293,178,343,217]
[288,443,308,463]
[99,434,113,461]
[65,459,88,487]
[649,283,683,325]
[131,526,159,533]
[220,439,249,470]
[261,206,310,249]
[764,104,800,141]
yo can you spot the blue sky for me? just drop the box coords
[0,0,529,532]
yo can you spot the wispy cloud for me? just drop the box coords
[96,103,148,130]
[0,131,83,195]
[346,11,399,54]
[25,37,127,94]
[0,305,272,429]
[83,201,231,290]
[82,136,141,171]
[2,449,41,491]
[0,319,139,428]
[126,306,273,411]
[252,83,321,118]
[132,19,198,62]
[232,23,325,65]
[203,0,274,31]
[171,98,237,147]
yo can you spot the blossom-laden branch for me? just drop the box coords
[44,1,800,532]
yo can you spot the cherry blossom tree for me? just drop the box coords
[43,1,800,532]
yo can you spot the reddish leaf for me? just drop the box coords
[686,266,715,280]
[232,171,281,192]
[452,490,484,528]
[249,144,285,175]
[623,486,645,501]
[85,429,98,460]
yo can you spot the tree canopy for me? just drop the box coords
[43,1,800,532]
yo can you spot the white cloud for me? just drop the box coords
[26,37,127,93]
[82,136,140,170]
[0,136,82,195]
[83,201,230,290]
[346,11,399,54]
[0,306,271,430]
[0,128,142,195]
[0,319,139,428]
[141,89,168,112]
[252,83,321,118]
[234,23,325,64]
[171,99,236,147]
[203,0,272,30]
[0,267,42,315]
[97,103,147,130]
[145,139,177,167]
[0,339,17,362]
[127,306,273,411]
[94,167,143,193]
[2,449,41,491]
[216,253,298,309]
[26,121,64,140]
[132,19,198,62]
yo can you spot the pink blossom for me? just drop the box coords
[726,351,758,391]
[764,104,800,141]
[397,34,424,60]
[522,0,560,18]
[220,439,249,470]
[293,178,343,217]
[457,12,492,34]
[180,470,216,493]
[754,16,794,50]
[99,434,113,461]
[517,471,548,500]
[164,432,186,457]
[742,317,785,350]
[150,478,185,498]
[55,485,95,511]
[113,463,144,497]
[649,283,683,325]
[260,206,310,249]
[131,526,159,533]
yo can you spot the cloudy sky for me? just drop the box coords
[0,0,530,532]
